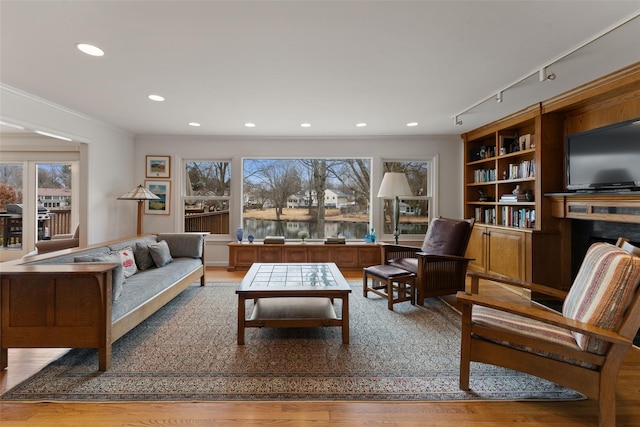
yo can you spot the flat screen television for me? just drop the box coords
[566,118,640,192]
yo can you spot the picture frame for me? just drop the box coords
[145,180,171,215]
[146,155,171,178]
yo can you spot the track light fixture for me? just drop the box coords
[454,116,463,126]
[495,92,503,103]
[539,68,557,82]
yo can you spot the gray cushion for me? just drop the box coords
[250,297,337,320]
[134,242,156,271]
[74,253,125,301]
[148,240,173,267]
[157,233,204,258]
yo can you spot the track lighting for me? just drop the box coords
[454,116,463,126]
[539,68,556,82]
[495,92,503,103]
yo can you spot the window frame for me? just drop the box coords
[379,156,438,243]
[181,158,232,236]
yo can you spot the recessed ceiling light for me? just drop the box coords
[244,122,256,128]
[75,43,104,57]
[300,123,311,128]
[356,123,367,127]
[148,94,165,102]
[189,122,201,127]
[407,122,419,127]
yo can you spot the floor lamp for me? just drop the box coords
[377,172,412,244]
[117,184,160,235]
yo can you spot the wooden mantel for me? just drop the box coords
[548,193,640,224]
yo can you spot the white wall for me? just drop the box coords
[135,134,464,266]
[1,84,136,244]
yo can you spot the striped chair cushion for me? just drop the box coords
[471,306,597,369]
[563,242,640,354]
[473,305,579,349]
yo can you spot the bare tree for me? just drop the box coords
[250,160,301,224]
[187,161,230,196]
[328,159,371,211]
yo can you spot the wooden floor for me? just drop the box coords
[2,268,639,426]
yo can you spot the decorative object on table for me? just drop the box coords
[297,230,309,243]
[263,235,285,244]
[145,155,171,178]
[117,184,161,235]
[325,236,346,245]
[144,180,171,215]
[377,172,412,244]
[478,189,494,202]
[247,235,254,243]
[236,228,244,242]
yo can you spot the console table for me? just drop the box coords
[548,193,640,224]
[228,241,381,271]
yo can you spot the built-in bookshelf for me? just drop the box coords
[462,104,565,286]
[464,106,542,230]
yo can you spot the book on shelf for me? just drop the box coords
[499,194,527,202]
[500,206,535,228]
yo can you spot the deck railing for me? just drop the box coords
[0,208,72,247]
[184,210,229,234]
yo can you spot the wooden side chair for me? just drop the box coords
[381,217,474,305]
[457,238,640,427]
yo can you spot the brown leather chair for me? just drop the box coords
[35,224,80,254]
[457,238,640,427]
[380,217,474,304]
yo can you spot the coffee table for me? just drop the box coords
[236,263,352,344]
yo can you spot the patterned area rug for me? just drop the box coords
[1,282,584,402]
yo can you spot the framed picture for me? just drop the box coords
[146,155,171,178]
[145,180,171,215]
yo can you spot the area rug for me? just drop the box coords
[1,282,584,402]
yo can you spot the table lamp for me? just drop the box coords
[377,172,412,244]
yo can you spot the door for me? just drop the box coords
[487,228,526,280]
[0,159,78,261]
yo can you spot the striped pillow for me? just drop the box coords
[563,242,640,354]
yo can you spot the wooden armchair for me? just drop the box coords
[457,238,640,427]
[381,217,474,305]
[35,224,80,254]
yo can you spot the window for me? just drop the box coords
[381,160,431,237]
[242,158,371,240]
[183,160,231,234]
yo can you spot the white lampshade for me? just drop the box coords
[377,172,412,198]
[118,184,160,201]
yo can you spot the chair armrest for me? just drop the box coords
[35,238,80,254]
[466,270,568,300]
[380,243,421,262]
[456,291,630,346]
[51,233,74,240]
[417,252,474,262]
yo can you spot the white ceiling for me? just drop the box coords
[1,1,639,138]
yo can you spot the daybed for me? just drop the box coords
[0,232,205,371]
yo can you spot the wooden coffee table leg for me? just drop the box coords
[237,295,246,345]
[341,295,349,344]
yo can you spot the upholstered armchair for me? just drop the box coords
[457,238,640,427]
[35,224,80,254]
[381,217,474,305]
